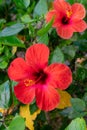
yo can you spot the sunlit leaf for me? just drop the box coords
[8,116,25,130]
[65,118,86,130]
[20,104,41,130]
[57,89,71,109]
[0,36,25,48]
[0,61,8,69]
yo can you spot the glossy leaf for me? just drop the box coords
[8,116,25,130]
[0,23,25,37]
[33,0,48,16]
[0,81,10,109]
[65,118,86,130]
[71,98,86,112]
[0,36,25,48]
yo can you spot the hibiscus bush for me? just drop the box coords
[0,0,87,130]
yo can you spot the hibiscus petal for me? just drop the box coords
[56,26,73,39]
[25,44,49,69]
[53,0,71,13]
[72,3,86,20]
[14,82,35,104]
[45,10,56,23]
[72,20,87,32]
[36,84,60,111]
[8,58,31,81]
[45,63,72,90]
[46,10,63,28]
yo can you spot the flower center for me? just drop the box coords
[24,70,48,87]
[62,16,70,25]
[61,10,72,25]
[24,79,35,87]
[35,70,48,84]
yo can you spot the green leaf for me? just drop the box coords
[76,67,87,81]
[14,0,30,8]
[62,45,76,60]
[66,0,74,4]
[0,19,6,25]
[23,0,30,8]
[37,33,49,45]
[33,0,48,16]
[83,93,87,106]
[0,36,25,48]
[0,45,4,54]
[49,46,64,63]
[0,61,8,69]
[21,14,32,24]
[30,102,38,114]
[8,116,25,130]
[0,23,25,37]
[71,98,86,112]
[0,81,10,108]
[65,118,86,130]
[37,18,54,36]
[0,0,4,4]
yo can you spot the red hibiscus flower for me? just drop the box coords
[46,0,87,39]
[8,44,72,111]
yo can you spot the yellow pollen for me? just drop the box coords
[66,11,72,18]
[24,79,35,87]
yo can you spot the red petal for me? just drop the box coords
[8,58,31,81]
[72,3,86,20]
[46,10,63,28]
[72,20,87,32]
[14,82,35,104]
[45,63,72,90]
[25,44,49,69]
[53,0,71,13]
[36,84,60,111]
[45,10,56,23]
[56,25,73,39]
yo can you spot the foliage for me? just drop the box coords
[0,0,87,130]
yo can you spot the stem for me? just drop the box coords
[45,112,51,124]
